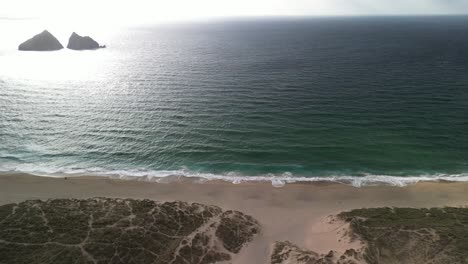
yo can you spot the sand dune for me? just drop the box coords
[1,173,468,263]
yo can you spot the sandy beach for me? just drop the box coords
[1,173,468,263]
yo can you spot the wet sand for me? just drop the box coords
[1,173,467,263]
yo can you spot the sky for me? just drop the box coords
[2,0,468,24]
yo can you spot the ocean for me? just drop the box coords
[1,16,468,186]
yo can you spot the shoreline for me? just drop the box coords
[3,172,468,207]
[1,173,468,263]
[2,170,468,188]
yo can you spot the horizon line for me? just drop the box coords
[2,13,468,23]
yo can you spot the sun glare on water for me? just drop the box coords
[1,0,270,82]
[2,0,276,25]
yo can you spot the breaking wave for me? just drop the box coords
[2,165,468,188]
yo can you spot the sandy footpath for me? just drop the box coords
[1,173,468,263]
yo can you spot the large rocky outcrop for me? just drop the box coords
[67,32,104,50]
[0,198,260,264]
[18,30,64,51]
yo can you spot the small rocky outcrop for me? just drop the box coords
[271,241,363,264]
[18,30,64,51]
[0,198,260,264]
[67,32,104,50]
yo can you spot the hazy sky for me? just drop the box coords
[2,0,468,23]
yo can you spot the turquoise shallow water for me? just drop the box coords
[1,17,468,185]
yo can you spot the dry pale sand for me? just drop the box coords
[1,173,468,263]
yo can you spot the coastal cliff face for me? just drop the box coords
[67,32,101,50]
[0,198,260,264]
[18,30,64,51]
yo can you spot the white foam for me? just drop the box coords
[271,179,286,187]
[1,164,468,187]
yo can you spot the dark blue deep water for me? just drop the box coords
[1,16,468,185]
